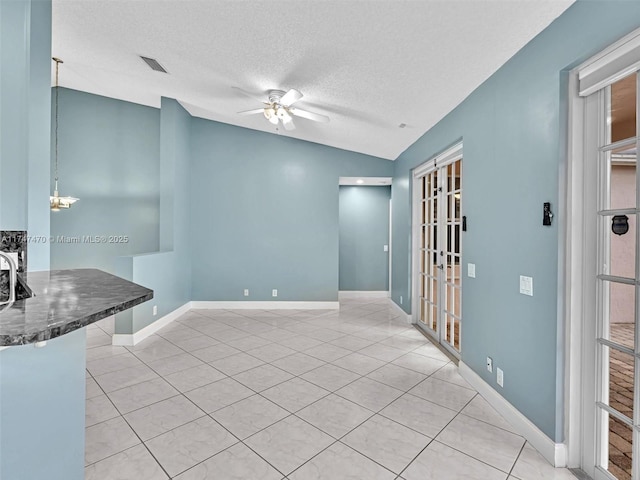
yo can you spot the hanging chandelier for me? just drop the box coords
[50,57,78,211]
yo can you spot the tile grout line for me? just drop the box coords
[395,392,479,478]
[158,308,344,479]
[85,300,474,478]
[84,363,175,480]
[87,308,445,428]
[404,392,529,479]
[507,441,528,478]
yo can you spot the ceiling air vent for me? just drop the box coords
[140,56,167,73]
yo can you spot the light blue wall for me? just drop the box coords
[391,1,640,441]
[50,88,160,274]
[339,186,390,291]
[48,91,193,334]
[0,0,51,270]
[190,120,393,301]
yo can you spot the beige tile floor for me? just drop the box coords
[84,298,577,480]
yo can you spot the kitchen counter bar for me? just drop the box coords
[0,268,153,346]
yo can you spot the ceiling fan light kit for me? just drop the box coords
[237,88,330,131]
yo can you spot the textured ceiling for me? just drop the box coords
[52,0,574,160]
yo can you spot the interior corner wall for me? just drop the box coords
[391,1,640,442]
[189,119,394,302]
[126,97,192,333]
[339,186,391,291]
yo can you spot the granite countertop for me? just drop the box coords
[0,269,153,346]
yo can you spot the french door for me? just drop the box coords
[584,71,639,480]
[412,143,463,358]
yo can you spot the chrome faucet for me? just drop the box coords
[0,251,17,306]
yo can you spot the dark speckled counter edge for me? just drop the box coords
[0,269,154,347]
[0,292,153,346]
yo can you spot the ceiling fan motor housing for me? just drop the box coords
[268,90,287,104]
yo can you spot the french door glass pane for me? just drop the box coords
[609,73,637,144]
[602,279,636,350]
[600,409,633,480]
[606,147,637,211]
[431,302,438,332]
[600,343,634,420]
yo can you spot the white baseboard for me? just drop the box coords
[112,302,192,346]
[338,291,391,299]
[191,301,339,310]
[390,299,412,324]
[459,361,567,467]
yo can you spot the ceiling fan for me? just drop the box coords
[235,87,330,131]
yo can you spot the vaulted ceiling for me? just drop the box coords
[52,0,574,160]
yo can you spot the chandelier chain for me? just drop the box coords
[54,58,60,184]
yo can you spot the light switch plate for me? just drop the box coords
[468,263,476,278]
[497,368,504,387]
[519,276,533,296]
[383,245,389,252]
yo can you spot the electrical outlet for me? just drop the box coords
[486,356,493,373]
[153,305,157,316]
[244,289,249,297]
[497,368,504,387]
[400,295,403,304]
[272,289,278,297]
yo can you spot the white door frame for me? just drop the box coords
[565,27,640,473]
[389,197,393,295]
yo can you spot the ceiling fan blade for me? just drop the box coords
[280,88,303,107]
[290,108,330,123]
[282,119,296,131]
[232,86,266,103]
[238,108,265,115]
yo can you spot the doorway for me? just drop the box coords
[568,34,640,479]
[584,72,638,480]
[338,177,392,296]
[412,143,463,358]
